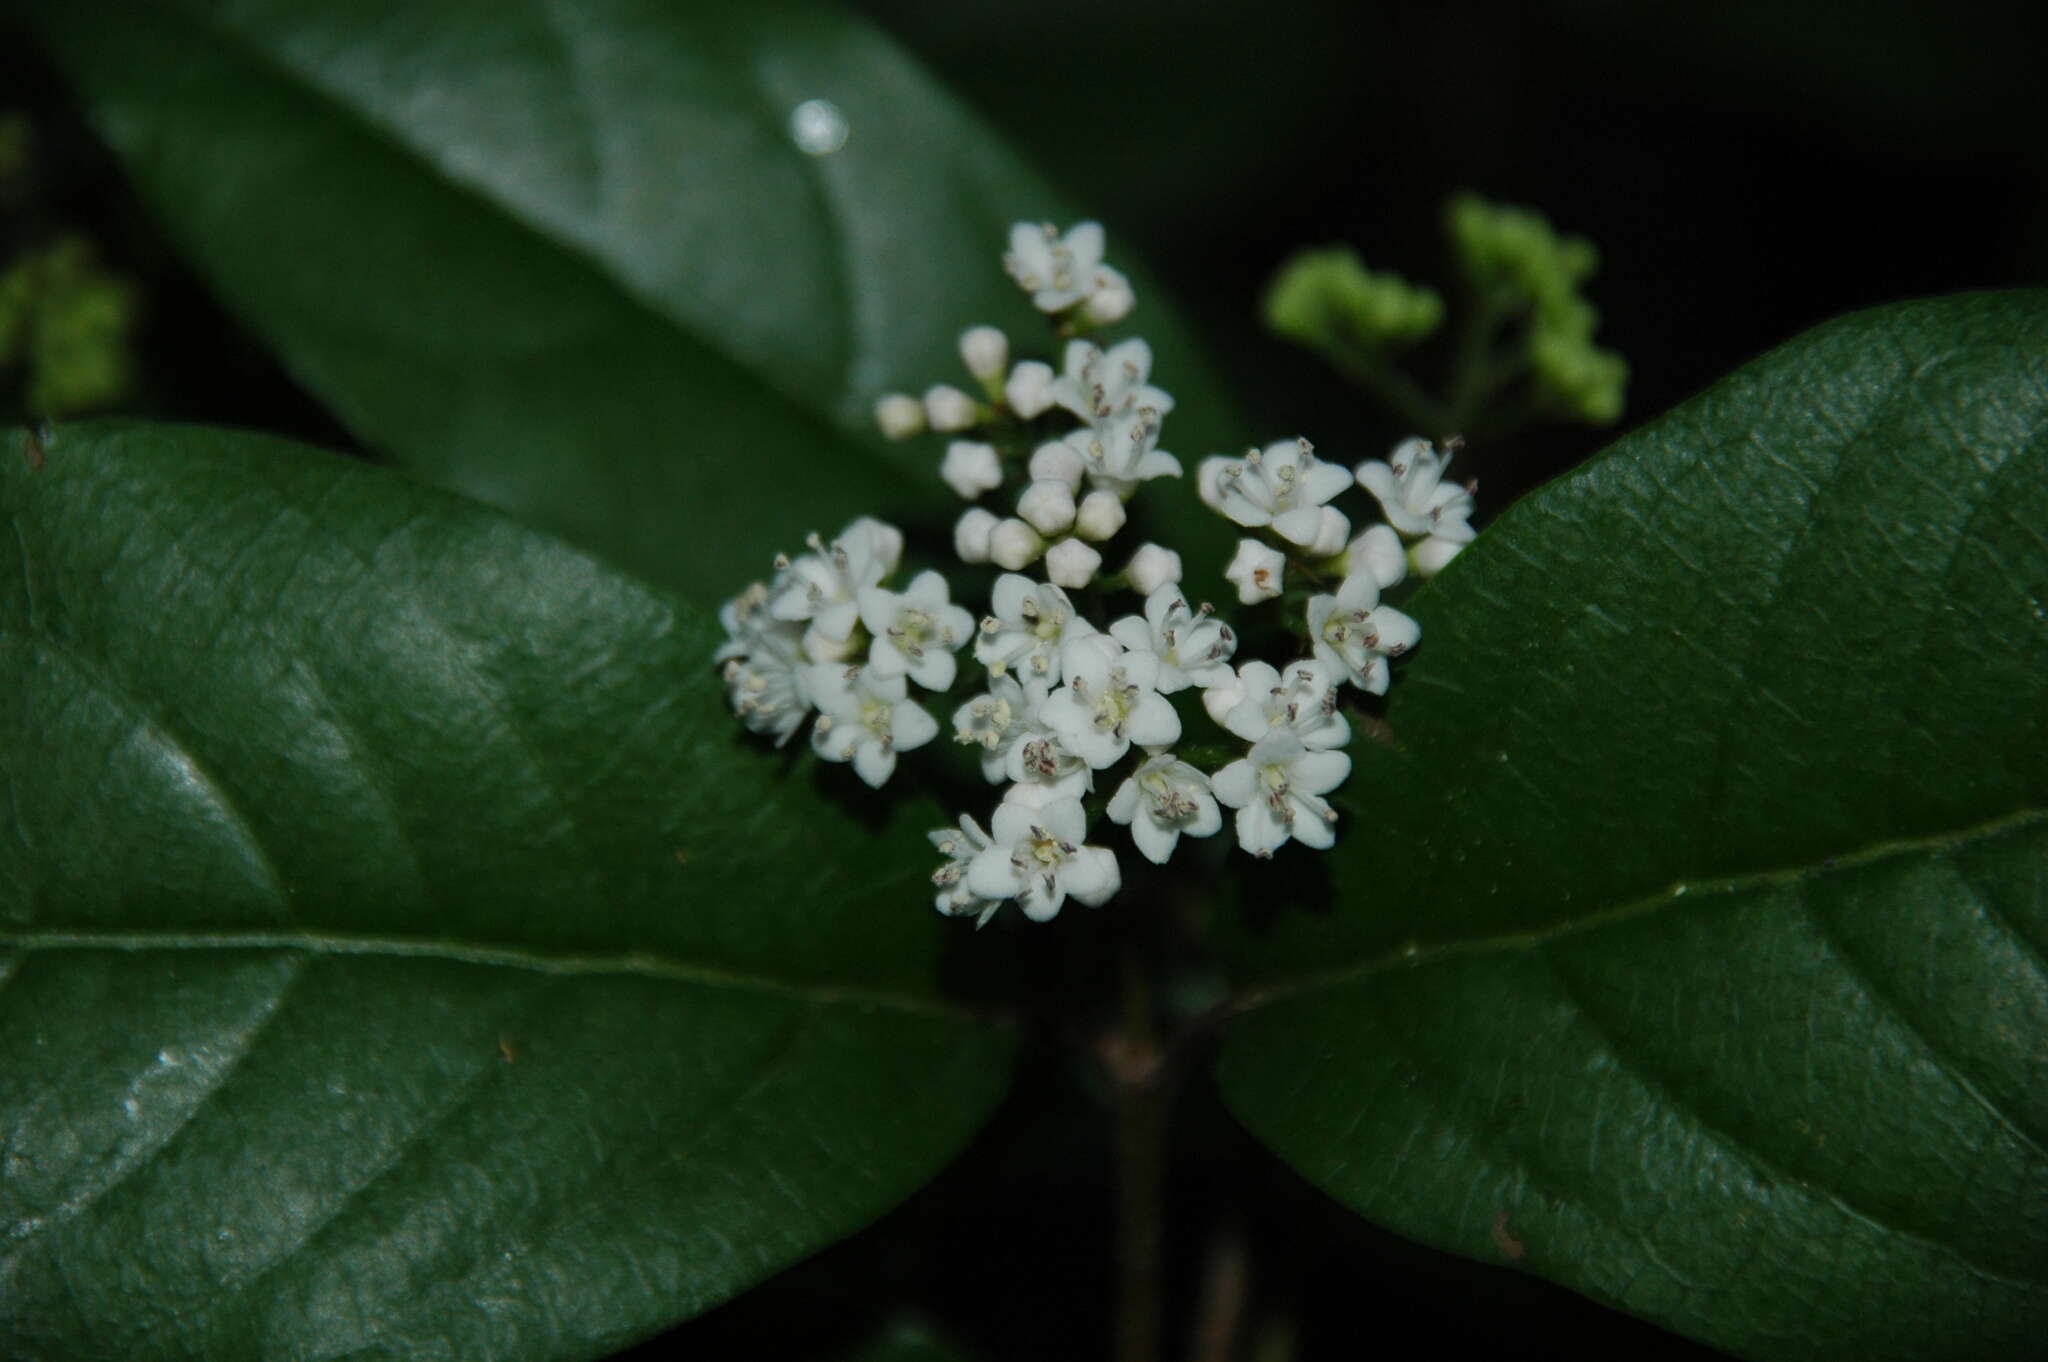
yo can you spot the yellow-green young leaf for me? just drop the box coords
[1216,292,2048,1361]
[25,0,1237,601]
[0,421,1010,1361]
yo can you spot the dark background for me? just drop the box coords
[6,1,2042,1358]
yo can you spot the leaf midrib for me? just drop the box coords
[0,929,979,1020]
[1232,803,2047,1013]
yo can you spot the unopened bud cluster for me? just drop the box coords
[718,222,1478,926]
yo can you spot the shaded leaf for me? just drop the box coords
[0,420,1009,1360]
[1217,292,2048,1360]
[26,0,1237,601]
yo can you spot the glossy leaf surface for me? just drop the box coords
[1218,293,2048,1360]
[0,421,1009,1360]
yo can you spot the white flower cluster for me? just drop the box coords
[719,221,1478,927]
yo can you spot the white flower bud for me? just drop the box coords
[925,384,979,433]
[1028,439,1085,490]
[874,392,925,440]
[940,440,1004,500]
[1124,543,1182,595]
[954,507,1000,564]
[1224,538,1285,604]
[1045,537,1103,589]
[1005,360,1056,418]
[1348,524,1408,589]
[1079,271,1135,327]
[1309,506,1351,557]
[989,518,1047,570]
[1017,478,1078,535]
[959,326,1010,384]
[1074,490,1126,542]
[1412,534,1465,578]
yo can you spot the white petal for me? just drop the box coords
[853,741,896,788]
[1109,616,1152,654]
[1062,846,1121,906]
[1302,460,1356,506]
[1371,607,1421,655]
[815,599,860,643]
[1292,750,1351,797]
[967,847,1023,901]
[892,700,939,751]
[1123,693,1181,749]
[907,649,954,693]
[1131,814,1176,866]
[1106,778,1139,825]
[1235,802,1289,858]
[1018,875,1066,922]
[1067,724,1127,770]
[1290,799,1337,849]
[991,573,1034,621]
[1185,797,1223,839]
[1210,759,1256,809]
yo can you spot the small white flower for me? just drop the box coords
[874,393,924,440]
[1041,637,1181,769]
[989,518,1047,571]
[716,583,813,746]
[953,672,1040,777]
[1109,585,1237,693]
[974,574,1097,682]
[1050,339,1175,426]
[1028,439,1085,490]
[1003,221,1119,315]
[1412,534,1466,577]
[1355,437,1477,542]
[1004,728,1093,802]
[925,384,980,433]
[1018,478,1078,536]
[931,814,1001,926]
[1306,572,1421,695]
[953,675,1091,801]
[1065,413,1180,496]
[1006,360,1057,419]
[1224,539,1285,605]
[940,441,1003,500]
[806,664,939,788]
[768,517,904,647]
[965,796,1121,921]
[1107,754,1222,865]
[1212,732,1350,857]
[1198,438,1355,546]
[1309,505,1351,557]
[955,507,999,564]
[1044,537,1102,589]
[1217,659,1349,750]
[858,570,974,690]
[1346,524,1407,589]
[1074,491,1126,542]
[1123,543,1182,596]
[958,326,1009,384]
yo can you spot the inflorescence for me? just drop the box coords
[717,221,1479,926]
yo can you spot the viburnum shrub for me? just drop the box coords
[5,8,2042,1362]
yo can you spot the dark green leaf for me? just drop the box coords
[0,421,1010,1361]
[25,0,1237,601]
[1216,292,2048,1359]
